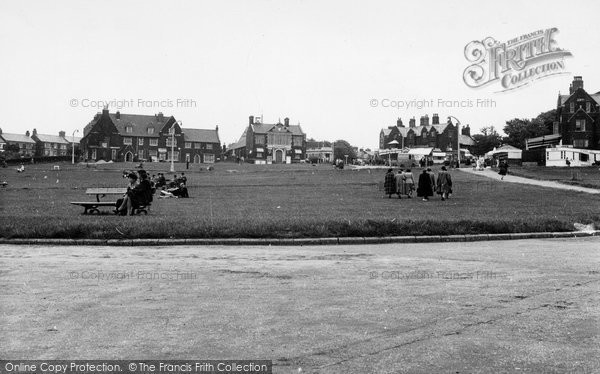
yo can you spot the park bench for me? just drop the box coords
[70,188,151,215]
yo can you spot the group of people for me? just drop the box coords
[384,166,453,201]
[115,170,153,215]
[152,172,189,198]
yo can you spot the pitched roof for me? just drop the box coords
[558,91,600,106]
[183,128,220,144]
[459,134,475,146]
[228,129,247,150]
[33,133,70,144]
[111,113,171,137]
[0,133,36,143]
[251,123,305,135]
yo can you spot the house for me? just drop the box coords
[242,116,306,164]
[306,140,333,163]
[0,129,36,157]
[31,129,70,157]
[379,114,474,153]
[80,108,221,162]
[555,76,600,149]
[546,146,600,167]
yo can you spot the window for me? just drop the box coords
[573,139,589,148]
[256,152,263,158]
[149,150,157,157]
[147,127,154,134]
[138,138,144,146]
[254,135,265,145]
[91,149,97,159]
[138,150,144,159]
[101,142,108,148]
[570,102,575,112]
[586,102,591,112]
[149,139,158,146]
[580,153,589,162]
[204,154,215,163]
[166,138,175,147]
[206,143,213,150]
[194,142,201,149]
[123,137,132,145]
[125,126,133,133]
[575,119,586,132]
[185,142,192,149]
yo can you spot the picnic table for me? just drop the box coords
[70,187,126,214]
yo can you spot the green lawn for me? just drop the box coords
[509,165,600,189]
[1,161,599,239]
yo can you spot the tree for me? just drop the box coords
[333,139,357,163]
[472,126,502,156]
[503,118,550,149]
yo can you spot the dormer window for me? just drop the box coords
[147,127,154,135]
[125,126,133,133]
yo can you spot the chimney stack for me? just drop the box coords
[32,128,37,137]
[249,115,254,125]
[116,111,120,120]
[569,76,584,94]
[409,117,416,128]
[157,112,164,122]
[102,106,109,115]
[461,125,471,136]
[396,117,404,127]
[26,130,30,137]
[432,113,439,125]
[284,117,289,127]
[59,131,66,138]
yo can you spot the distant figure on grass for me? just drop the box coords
[16,164,25,173]
[417,169,434,201]
[384,168,396,198]
[436,166,453,201]
[498,161,509,180]
[115,170,153,216]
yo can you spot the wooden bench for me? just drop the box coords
[70,188,125,215]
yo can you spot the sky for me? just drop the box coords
[0,0,599,149]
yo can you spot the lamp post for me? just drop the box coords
[170,121,181,172]
[71,129,79,164]
[448,116,461,168]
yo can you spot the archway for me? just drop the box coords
[194,154,201,164]
[275,149,283,163]
[124,151,134,162]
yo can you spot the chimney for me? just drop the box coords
[59,131,66,138]
[0,128,2,134]
[409,117,416,128]
[396,117,404,127]
[461,125,471,136]
[32,128,37,137]
[432,113,439,125]
[116,111,120,120]
[284,117,289,127]
[216,125,219,132]
[570,76,583,94]
[249,115,254,125]
[26,130,30,137]
[157,112,164,122]
[102,105,109,115]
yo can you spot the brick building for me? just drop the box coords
[555,76,600,149]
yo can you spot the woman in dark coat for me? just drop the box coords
[498,161,508,180]
[417,169,434,201]
[384,168,396,198]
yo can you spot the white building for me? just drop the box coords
[546,146,600,167]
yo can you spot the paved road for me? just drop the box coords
[1,239,599,373]
[460,167,600,194]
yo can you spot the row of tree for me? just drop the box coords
[470,109,556,156]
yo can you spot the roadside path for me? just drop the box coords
[459,167,600,194]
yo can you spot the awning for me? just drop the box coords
[407,147,433,156]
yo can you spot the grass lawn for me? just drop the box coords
[1,161,599,239]
[509,165,600,189]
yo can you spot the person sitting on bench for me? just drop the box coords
[115,171,152,215]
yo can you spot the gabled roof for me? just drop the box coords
[558,90,600,107]
[183,128,220,144]
[111,113,171,137]
[33,134,70,144]
[229,129,247,150]
[459,134,475,146]
[0,133,36,143]
[251,123,305,136]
